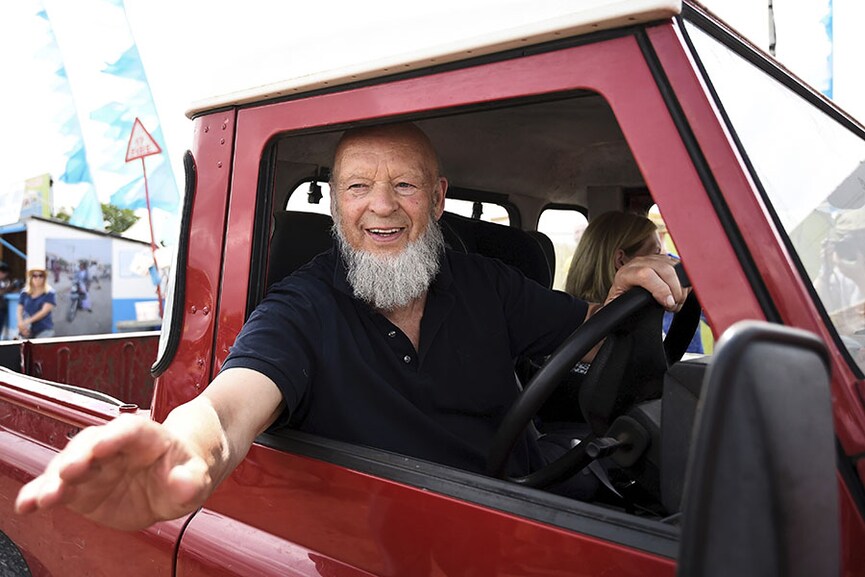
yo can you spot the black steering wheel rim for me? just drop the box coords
[487,263,692,485]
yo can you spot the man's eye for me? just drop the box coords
[395,182,417,195]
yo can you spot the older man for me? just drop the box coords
[15,123,685,531]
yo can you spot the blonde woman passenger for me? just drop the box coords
[565,211,663,303]
[564,210,707,356]
[17,269,56,339]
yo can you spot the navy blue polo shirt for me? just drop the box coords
[222,248,588,476]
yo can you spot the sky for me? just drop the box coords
[0,0,863,244]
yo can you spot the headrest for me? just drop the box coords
[440,211,553,288]
[267,211,334,287]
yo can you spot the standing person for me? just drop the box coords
[15,123,686,531]
[88,261,101,290]
[813,206,865,366]
[74,261,92,311]
[51,259,62,283]
[0,261,12,339]
[17,269,56,339]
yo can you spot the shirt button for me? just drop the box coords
[388,330,397,338]
[403,355,412,364]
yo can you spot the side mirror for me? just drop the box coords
[677,321,838,577]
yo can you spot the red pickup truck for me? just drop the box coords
[2,1,864,575]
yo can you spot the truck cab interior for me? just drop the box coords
[253,91,713,523]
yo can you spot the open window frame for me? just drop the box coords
[204,20,766,569]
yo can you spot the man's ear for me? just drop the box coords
[434,177,448,219]
[330,189,339,218]
[614,248,627,270]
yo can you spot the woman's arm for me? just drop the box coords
[26,302,54,324]
[16,302,29,337]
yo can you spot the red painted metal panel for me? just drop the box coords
[0,399,180,576]
[179,445,674,577]
[20,333,158,408]
[0,367,126,434]
[177,508,378,577]
[840,475,865,576]
[151,111,237,423]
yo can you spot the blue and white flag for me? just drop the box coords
[42,0,179,220]
[821,0,834,99]
[110,161,178,212]
[69,188,105,231]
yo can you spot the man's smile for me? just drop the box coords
[366,226,407,241]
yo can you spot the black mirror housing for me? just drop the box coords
[677,321,838,577]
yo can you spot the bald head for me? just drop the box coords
[331,123,442,185]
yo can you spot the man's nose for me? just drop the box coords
[367,182,400,215]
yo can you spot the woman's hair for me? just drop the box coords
[24,269,54,295]
[564,211,658,302]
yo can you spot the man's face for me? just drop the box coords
[331,129,446,255]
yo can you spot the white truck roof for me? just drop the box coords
[187,0,681,117]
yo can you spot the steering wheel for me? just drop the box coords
[487,264,693,487]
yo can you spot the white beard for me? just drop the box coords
[333,214,445,311]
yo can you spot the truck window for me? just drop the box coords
[257,89,718,530]
[649,204,714,356]
[285,181,511,226]
[444,199,510,225]
[285,180,332,215]
[686,22,865,374]
[538,207,587,291]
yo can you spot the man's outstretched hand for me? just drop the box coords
[15,414,211,531]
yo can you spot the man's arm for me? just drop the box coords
[15,367,283,531]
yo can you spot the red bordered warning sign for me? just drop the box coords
[125,117,162,162]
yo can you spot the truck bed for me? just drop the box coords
[0,331,158,409]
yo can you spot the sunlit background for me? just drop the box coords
[0,0,861,248]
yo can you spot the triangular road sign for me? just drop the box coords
[125,117,162,162]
